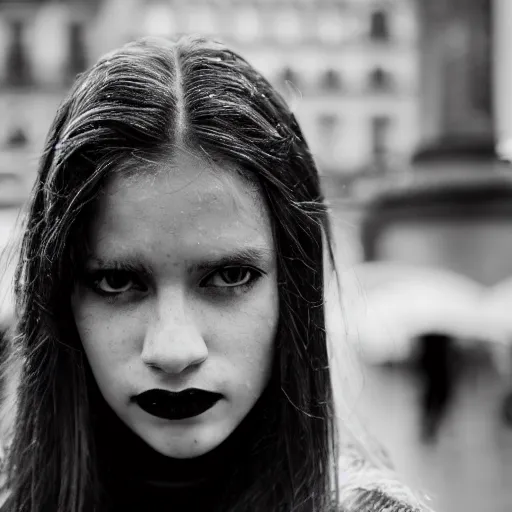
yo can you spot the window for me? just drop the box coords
[5,128,28,148]
[368,67,393,91]
[320,69,342,91]
[318,113,338,135]
[370,10,390,41]
[279,67,301,90]
[5,20,31,86]
[66,22,87,82]
[0,173,23,206]
[274,8,301,43]
[318,113,340,164]
[233,7,260,42]
[317,9,343,44]
[317,9,364,44]
[370,115,392,161]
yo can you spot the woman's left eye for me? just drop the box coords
[204,266,260,288]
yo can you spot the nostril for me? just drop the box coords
[140,342,208,375]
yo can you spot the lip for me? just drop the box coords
[133,388,222,421]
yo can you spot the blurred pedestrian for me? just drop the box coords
[416,332,457,442]
[0,36,432,511]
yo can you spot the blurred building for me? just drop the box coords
[0,0,420,207]
[137,0,420,191]
[360,0,512,288]
[0,0,101,205]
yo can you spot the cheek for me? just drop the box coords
[72,296,143,367]
[209,285,278,377]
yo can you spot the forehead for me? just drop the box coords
[88,151,273,258]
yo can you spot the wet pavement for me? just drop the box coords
[355,356,512,512]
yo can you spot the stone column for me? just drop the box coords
[361,0,512,284]
[493,0,512,156]
[414,0,495,163]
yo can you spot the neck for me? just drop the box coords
[88,378,279,509]
[91,390,274,491]
[94,407,243,490]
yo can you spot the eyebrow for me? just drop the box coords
[84,257,151,277]
[85,247,274,275]
[189,247,274,274]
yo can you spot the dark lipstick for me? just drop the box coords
[133,389,222,420]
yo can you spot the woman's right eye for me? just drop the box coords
[89,270,147,296]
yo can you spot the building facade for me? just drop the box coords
[0,0,99,204]
[139,0,420,185]
[0,0,420,206]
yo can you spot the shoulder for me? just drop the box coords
[0,441,10,509]
[340,487,427,512]
[337,443,434,512]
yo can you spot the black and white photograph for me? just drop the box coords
[0,1,511,511]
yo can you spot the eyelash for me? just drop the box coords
[84,265,263,299]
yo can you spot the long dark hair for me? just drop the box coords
[2,36,340,511]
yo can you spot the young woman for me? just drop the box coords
[0,36,432,511]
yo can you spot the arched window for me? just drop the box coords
[233,6,260,42]
[317,9,343,44]
[5,20,31,87]
[320,69,342,91]
[274,8,301,43]
[6,128,28,148]
[66,22,87,82]
[318,113,338,135]
[370,115,392,161]
[317,113,341,169]
[368,67,393,91]
[279,67,301,89]
[370,10,390,41]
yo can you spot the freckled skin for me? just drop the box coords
[71,150,279,459]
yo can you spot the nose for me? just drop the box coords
[140,296,208,375]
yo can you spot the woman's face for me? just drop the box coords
[71,150,278,459]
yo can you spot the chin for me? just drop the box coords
[143,421,234,459]
[158,443,215,459]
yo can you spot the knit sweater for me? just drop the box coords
[337,443,433,512]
